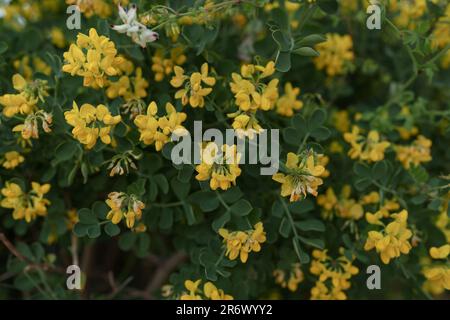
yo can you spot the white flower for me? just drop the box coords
[111,3,159,48]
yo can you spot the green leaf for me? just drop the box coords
[73,223,88,237]
[212,211,231,231]
[293,47,319,57]
[171,177,190,199]
[295,34,326,47]
[154,174,169,194]
[271,201,284,218]
[298,236,325,249]
[372,161,388,179]
[310,126,330,141]
[293,237,310,264]
[183,203,196,225]
[289,199,314,215]
[355,178,372,191]
[159,208,174,229]
[275,50,291,72]
[92,201,109,219]
[271,8,290,31]
[118,232,137,251]
[409,165,429,183]
[220,187,243,204]
[178,165,194,183]
[309,108,327,127]
[189,191,219,212]
[127,178,146,196]
[78,208,98,225]
[87,225,101,238]
[283,127,302,145]
[272,30,292,51]
[104,222,120,237]
[136,233,150,258]
[318,0,338,14]
[230,199,252,216]
[279,217,291,238]
[295,219,325,232]
[54,141,79,164]
[353,162,371,177]
[0,42,8,55]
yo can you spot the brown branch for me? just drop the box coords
[144,252,187,298]
[0,233,28,262]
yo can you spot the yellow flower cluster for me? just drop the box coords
[310,249,359,300]
[14,55,51,79]
[273,263,304,292]
[391,0,427,29]
[152,47,187,82]
[230,61,278,112]
[195,143,242,191]
[395,135,432,169]
[180,279,233,300]
[364,209,413,264]
[1,151,25,170]
[273,151,325,202]
[134,101,187,151]
[219,222,266,263]
[423,244,450,295]
[0,74,48,118]
[1,181,51,223]
[344,126,390,162]
[276,82,303,117]
[317,185,380,220]
[105,192,145,229]
[64,102,122,149]
[106,67,148,101]
[170,63,216,108]
[65,0,112,18]
[230,61,279,138]
[62,28,125,88]
[314,33,354,76]
[431,5,450,68]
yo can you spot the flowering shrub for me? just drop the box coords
[0,0,449,300]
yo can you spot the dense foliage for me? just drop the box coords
[0,0,449,300]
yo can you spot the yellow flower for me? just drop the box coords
[62,28,124,88]
[333,110,350,133]
[395,135,432,169]
[180,279,202,300]
[1,181,51,223]
[344,126,390,162]
[219,222,266,263]
[273,263,304,292]
[314,33,354,76]
[392,0,427,29]
[364,210,413,264]
[0,74,48,118]
[105,192,145,229]
[65,0,112,18]
[106,67,148,101]
[227,111,263,139]
[430,245,450,259]
[423,266,450,295]
[170,63,215,108]
[230,61,279,112]
[310,249,358,300]
[203,282,234,300]
[50,27,66,48]
[276,82,303,117]
[1,151,25,169]
[273,151,325,202]
[64,102,121,149]
[195,143,242,190]
[134,101,187,151]
[152,47,186,82]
